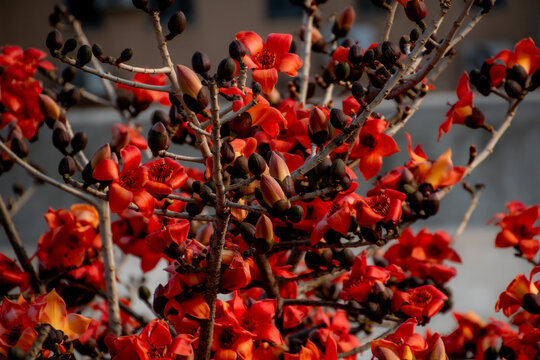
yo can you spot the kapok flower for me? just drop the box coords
[349,118,399,180]
[140,157,188,197]
[438,72,489,141]
[392,285,448,323]
[111,123,148,151]
[486,38,540,87]
[212,300,255,360]
[489,201,540,261]
[236,31,303,94]
[0,253,29,294]
[93,145,155,217]
[495,266,540,317]
[117,73,170,111]
[356,188,406,227]
[341,251,391,303]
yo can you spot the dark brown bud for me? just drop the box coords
[150,110,170,127]
[464,107,485,129]
[229,112,253,138]
[61,67,76,83]
[522,293,540,315]
[475,0,494,13]
[530,69,540,90]
[167,11,186,38]
[308,107,329,146]
[504,79,523,99]
[410,28,421,42]
[153,284,167,316]
[58,156,76,178]
[476,75,491,96]
[334,62,351,82]
[220,141,235,164]
[92,44,105,61]
[76,45,92,66]
[71,132,88,154]
[191,51,211,76]
[59,87,81,108]
[230,155,249,178]
[335,248,355,268]
[38,94,60,122]
[10,137,29,158]
[382,41,401,65]
[399,36,411,54]
[217,57,236,82]
[248,152,268,176]
[7,347,25,360]
[46,30,63,52]
[286,204,304,223]
[271,199,291,219]
[348,44,363,66]
[61,38,77,55]
[330,108,348,131]
[370,0,389,9]
[305,251,325,271]
[418,182,434,197]
[229,40,247,62]
[280,176,295,198]
[186,199,204,217]
[363,49,374,64]
[148,122,170,156]
[469,68,482,87]
[138,285,151,301]
[157,0,174,12]
[351,81,365,101]
[372,46,382,61]
[332,6,355,38]
[118,48,133,63]
[423,192,440,217]
[509,64,528,87]
[239,222,256,245]
[132,0,149,11]
[52,122,71,153]
[405,0,427,23]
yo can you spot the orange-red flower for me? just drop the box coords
[356,188,406,227]
[0,253,29,294]
[341,251,391,303]
[392,285,448,322]
[349,118,399,180]
[236,31,302,94]
[438,72,487,141]
[140,157,188,197]
[489,201,540,261]
[117,73,171,111]
[487,38,540,87]
[495,266,540,317]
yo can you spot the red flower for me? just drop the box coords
[0,253,29,294]
[392,285,448,322]
[140,158,188,197]
[236,31,303,94]
[349,118,399,180]
[495,266,540,317]
[341,251,391,303]
[212,300,255,360]
[111,123,148,151]
[93,145,155,217]
[356,188,406,227]
[489,201,540,260]
[487,38,540,87]
[438,72,487,140]
[145,219,190,254]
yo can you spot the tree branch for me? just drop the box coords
[299,4,314,105]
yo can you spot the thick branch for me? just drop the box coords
[24,324,52,360]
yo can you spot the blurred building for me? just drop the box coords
[1,0,539,94]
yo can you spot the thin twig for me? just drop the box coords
[0,195,44,294]
[383,0,398,42]
[454,184,484,238]
[220,99,258,125]
[97,199,122,336]
[337,324,400,358]
[237,62,248,91]
[158,150,206,163]
[225,200,267,213]
[226,176,257,192]
[254,253,282,315]
[115,63,171,74]
[299,4,314,105]
[9,182,39,217]
[0,140,97,204]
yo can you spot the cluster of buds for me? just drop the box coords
[398,168,441,221]
[296,156,353,199]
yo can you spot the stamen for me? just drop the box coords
[255,49,276,69]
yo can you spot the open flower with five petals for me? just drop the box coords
[236,31,302,94]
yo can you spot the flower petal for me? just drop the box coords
[252,68,278,94]
[236,31,264,56]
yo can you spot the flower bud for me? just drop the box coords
[167,11,186,38]
[220,141,235,164]
[217,57,236,82]
[405,0,427,23]
[464,107,485,129]
[62,67,77,83]
[334,62,351,82]
[46,30,63,52]
[176,64,203,99]
[151,110,171,127]
[148,121,170,156]
[76,45,92,66]
[348,44,363,66]
[71,132,88,155]
[61,38,78,55]
[239,222,256,245]
[157,0,174,12]
[504,79,523,99]
[399,35,411,54]
[286,205,304,223]
[330,158,346,180]
[138,285,151,301]
[248,152,268,177]
[334,248,355,268]
[52,121,71,153]
[10,137,29,159]
[381,41,401,65]
[90,143,112,169]
[186,199,204,217]
[260,174,288,208]
[38,94,60,122]
[255,215,274,253]
[476,75,491,96]
[423,192,440,217]
[330,108,348,131]
[192,51,211,76]
[59,87,81,108]
[92,44,105,61]
[196,222,213,246]
[118,48,133,63]
[332,6,355,38]
[305,251,326,271]
[132,0,149,11]
[308,106,329,146]
[363,49,375,65]
[229,112,253,138]
[58,156,77,178]
[522,293,540,315]
[230,155,249,178]
[509,64,528,87]
[351,82,366,103]
[268,151,289,181]
[229,40,247,62]
[153,284,167,316]
[410,28,420,42]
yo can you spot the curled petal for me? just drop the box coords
[252,68,278,94]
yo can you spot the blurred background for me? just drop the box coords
[1,0,540,343]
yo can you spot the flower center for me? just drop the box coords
[360,134,377,150]
[255,49,276,69]
[410,289,433,306]
[149,160,174,183]
[118,169,139,190]
[7,324,22,345]
[366,195,390,216]
[219,327,237,349]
